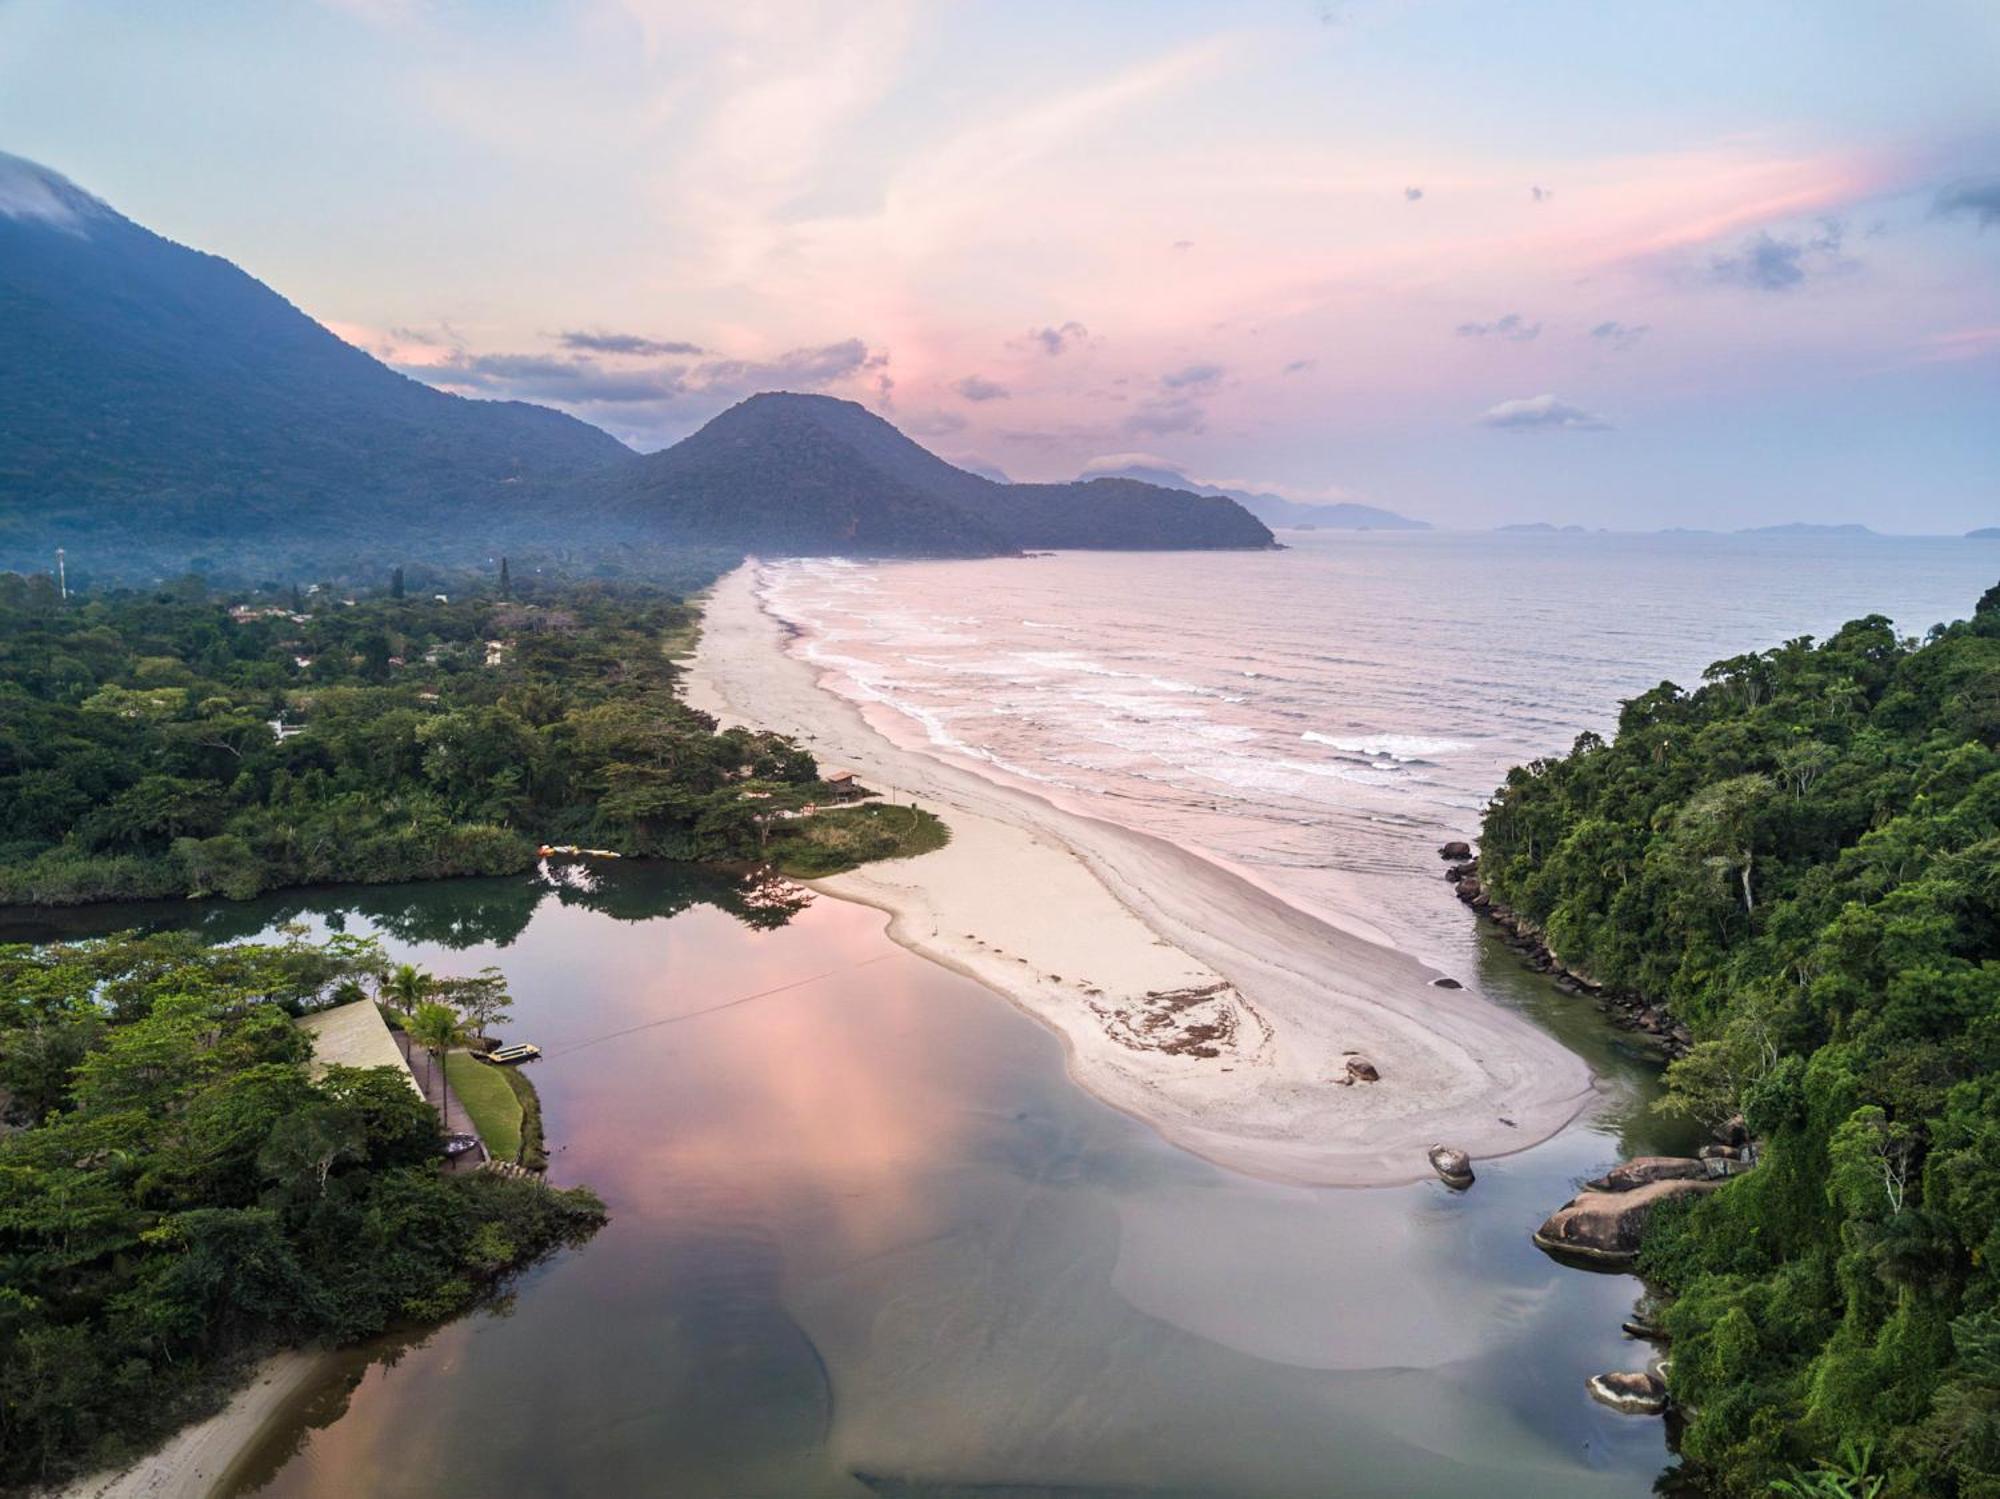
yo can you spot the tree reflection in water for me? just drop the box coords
[0,860,814,949]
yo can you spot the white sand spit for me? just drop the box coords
[686,561,1599,1187]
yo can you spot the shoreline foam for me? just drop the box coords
[687,559,1600,1188]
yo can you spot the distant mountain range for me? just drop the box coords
[0,153,1270,575]
[1078,461,1429,531]
[1502,522,1909,538]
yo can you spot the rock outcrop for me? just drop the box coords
[1428,1144,1475,1189]
[1588,1368,1669,1415]
[1534,1177,1717,1266]
[1437,840,1473,861]
[1585,1156,1709,1193]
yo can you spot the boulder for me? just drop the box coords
[1430,976,1463,990]
[1533,1178,1716,1266]
[1437,840,1473,861]
[1344,1056,1380,1083]
[1428,1144,1475,1189]
[1584,1156,1708,1193]
[1587,1369,1668,1416]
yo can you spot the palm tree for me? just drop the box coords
[407,1001,469,1132]
[381,962,430,1018]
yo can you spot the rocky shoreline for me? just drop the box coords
[1441,847,1693,1058]
[1435,841,1757,1437]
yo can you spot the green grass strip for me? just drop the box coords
[444,1050,523,1161]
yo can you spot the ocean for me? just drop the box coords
[762,530,1996,968]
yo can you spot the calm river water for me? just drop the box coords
[22,862,1696,1498]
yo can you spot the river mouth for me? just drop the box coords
[27,863,1696,1498]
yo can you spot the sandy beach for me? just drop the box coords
[53,1352,321,1499]
[686,561,1600,1187]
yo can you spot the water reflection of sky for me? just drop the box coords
[184,872,1684,1499]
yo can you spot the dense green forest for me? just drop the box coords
[1478,584,2000,1496]
[0,567,940,907]
[0,930,607,1488]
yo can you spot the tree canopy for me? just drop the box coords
[1477,585,2000,1496]
[0,931,603,1488]
[0,571,842,906]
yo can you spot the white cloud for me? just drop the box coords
[1478,394,1611,431]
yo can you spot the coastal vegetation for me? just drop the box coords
[0,930,605,1489]
[0,568,915,908]
[1477,583,2000,1495]
[772,801,951,878]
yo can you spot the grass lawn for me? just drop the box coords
[444,1050,524,1161]
[772,802,950,877]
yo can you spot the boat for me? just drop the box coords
[478,1043,542,1065]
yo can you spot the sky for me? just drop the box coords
[2,0,1997,531]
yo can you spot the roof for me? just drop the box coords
[295,1000,421,1094]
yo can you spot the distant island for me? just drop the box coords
[0,153,1273,579]
[1490,523,1906,539]
[1971,527,2000,540]
[1078,460,1429,532]
[1736,522,1878,537]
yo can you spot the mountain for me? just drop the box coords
[1969,527,1999,540]
[0,153,1271,573]
[0,152,631,573]
[1079,461,1428,531]
[576,394,1275,556]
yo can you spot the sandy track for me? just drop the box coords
[54,1353,320,1499]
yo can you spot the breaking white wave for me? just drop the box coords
[1299,731,1469,761]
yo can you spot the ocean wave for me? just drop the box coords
[1299,731,1468,761]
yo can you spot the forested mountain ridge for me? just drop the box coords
[2,153,1272,574]
[1477,583,2000,1495]
[0,153,631,572]
[572,392,1277,555]
[1078,459,1429,531]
